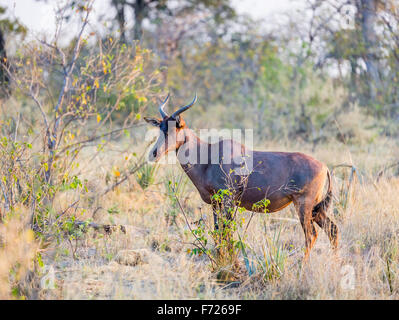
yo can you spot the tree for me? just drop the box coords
[355,0,381,102]
[108,0,235,41]
[0,28,8,97]
[304,1,396,110]
[1,1,163,227]
[0,6,26,98]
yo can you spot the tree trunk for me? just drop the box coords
[133,0,146,41]
[356,0,381,102]
[0,28,10,99]
[112,0,127,43]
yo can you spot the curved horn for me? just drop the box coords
[158,93,170,119]
[171,93,197,118]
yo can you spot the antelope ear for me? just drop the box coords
[144,117,161,127]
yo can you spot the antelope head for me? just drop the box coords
[144,93,197,162]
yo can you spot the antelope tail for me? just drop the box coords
[312,168,332,217]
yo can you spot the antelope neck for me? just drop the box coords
[176,128,208,171]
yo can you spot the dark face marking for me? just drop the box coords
[148,117,185,162]
[160,119,169,135]
[159,117,183,135]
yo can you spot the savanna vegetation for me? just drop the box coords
[0,0,399,299]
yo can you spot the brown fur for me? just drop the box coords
[145,104,338,260]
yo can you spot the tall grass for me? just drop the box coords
[0,208,38,299]
[135,163,157,190]
[1,135,399,299]
[255,225,289,282]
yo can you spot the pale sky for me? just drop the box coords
[2,0,299,39]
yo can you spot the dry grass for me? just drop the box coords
[7,135,399,300]
[0,207,39,299]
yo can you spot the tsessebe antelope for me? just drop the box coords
[144,94,338,259]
